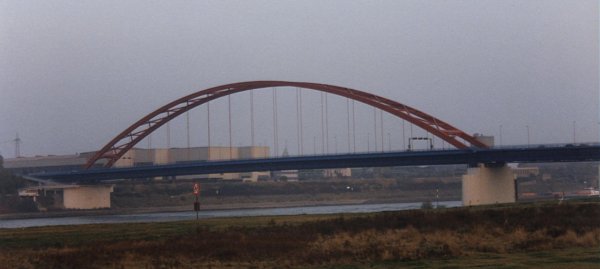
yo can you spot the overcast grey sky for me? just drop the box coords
[0,0,598,158]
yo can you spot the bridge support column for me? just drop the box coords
[462,164,516,206]
[63,185,114,209]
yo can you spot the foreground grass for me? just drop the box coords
[0,201,599,268]
[311,247,600,269]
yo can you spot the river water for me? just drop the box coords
[0,201,462,229]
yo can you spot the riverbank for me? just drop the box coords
[0,197,371,220]
[1,187,459,220]
[1,200,598,269]
[0,201,462,228]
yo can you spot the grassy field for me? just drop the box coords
[0,200,599,269]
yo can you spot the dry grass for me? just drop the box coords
[307,226,600,263]
[0,201,599,268]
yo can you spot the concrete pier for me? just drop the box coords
[63,185,114,209]
[462,164,516,206]
[19,184,114,210]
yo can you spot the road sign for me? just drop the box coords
[193,183,200,195]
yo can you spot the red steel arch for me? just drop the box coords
[85,81,488,169]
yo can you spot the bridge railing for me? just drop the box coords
[139,142,600,167]
[487,142,600,150]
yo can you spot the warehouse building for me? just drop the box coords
[5,146,271,182]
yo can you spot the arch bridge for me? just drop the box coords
[28,81,600,208]
[85,81,488,169]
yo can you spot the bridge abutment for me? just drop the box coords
[462,164,516,206]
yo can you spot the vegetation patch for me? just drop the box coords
[0,201,598,268]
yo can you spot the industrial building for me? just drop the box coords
[5,146,271,182]
[4,154,89,175]
[110,146,271,182]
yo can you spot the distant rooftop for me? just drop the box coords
[4,154,87,169]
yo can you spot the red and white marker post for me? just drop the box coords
[193,183,200,220]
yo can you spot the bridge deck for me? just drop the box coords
[31,144,600,183]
